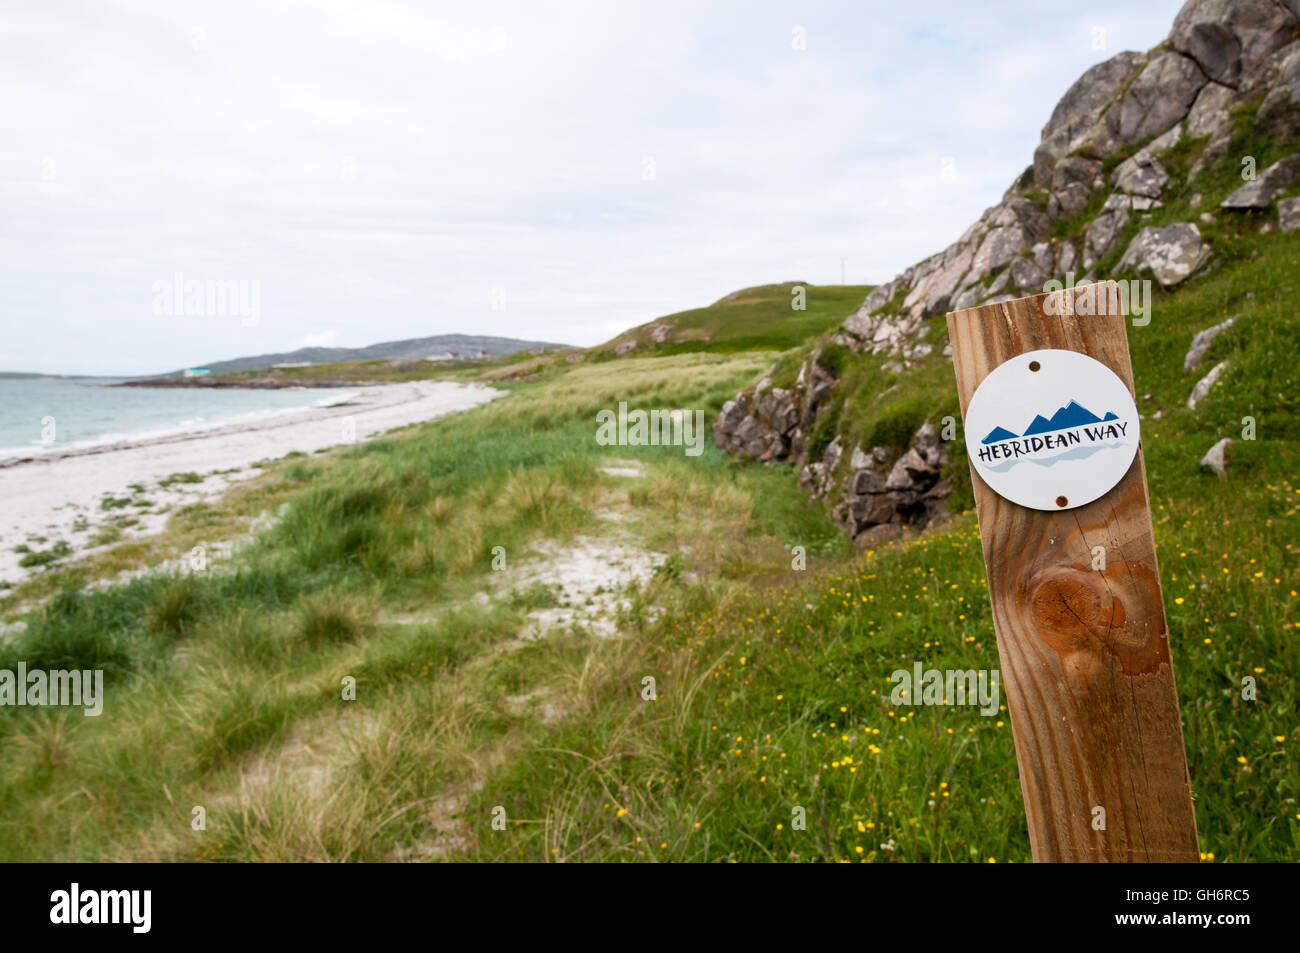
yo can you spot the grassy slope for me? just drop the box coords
[589,283,875,360]
[459,226,1299,863]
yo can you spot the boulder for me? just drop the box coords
[1200,437,1232,475]
[1186,81,1241,136]
[1257,42,1300,137]
[968,224,1029,280]
[822,435,843,471]
[1004,198,1051,243]
[1116,223,1212,288]
[1171,0,1299,88]
[1109,50,1208,145]
[1010,253,1046,292]
[885,447,941,491]
[903,241,974,317]
[1048,156,1105,219]
[1057,240,1078,274]
[914,420,942,463]
[713,398,745,437]
[848,493,895,527]
[1103,192,1161,212]
[1184,315,1237,371]
[1220,153,1300,209]
[1280,195,1300,231]
[755,386,799,434]
[1032,241,1054,272]
[1188,360,1229,409]
[851,469,888,495]
[1085,208,1131,267]
[1112,154,1170,198]
[950,283,981,312]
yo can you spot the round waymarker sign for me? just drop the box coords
[963,348,1140,511]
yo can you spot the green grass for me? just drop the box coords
[0,204,1296,861]
[591,283,874,361]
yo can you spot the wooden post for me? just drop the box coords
[947,284,1199,862]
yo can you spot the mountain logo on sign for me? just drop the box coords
[975,399,1131,471]
[981,400,1118,444]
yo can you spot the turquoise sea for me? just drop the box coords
[0,377,345,459]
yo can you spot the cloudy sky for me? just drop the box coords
[1,0,1186,375]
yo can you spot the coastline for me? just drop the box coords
[0,380,502,585]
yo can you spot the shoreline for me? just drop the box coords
[0,380,502,586]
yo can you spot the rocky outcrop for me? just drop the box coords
[1221,153,1300,207]
[1257,41,1300,136]
[714,351,837,463]
[825,422,952,544]
[712,0,1299,546]
[1171,0,1299,90]
[1034,52,1146,187]
[1111,50,1209,145]
[716,348,953,541]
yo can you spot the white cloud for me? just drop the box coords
[0,0,1186,374]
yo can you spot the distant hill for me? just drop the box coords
[156,334,569,376]
[588,283,876,361]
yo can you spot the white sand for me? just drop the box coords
[0,380,501,586]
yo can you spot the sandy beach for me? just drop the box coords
[0,380,501,586]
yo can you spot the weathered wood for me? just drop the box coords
[947,284,1199,862]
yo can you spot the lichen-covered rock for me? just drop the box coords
[1184,315,1237,371]
[1200,437,1232,475]
[1280,195,1300,231]
[1010,253,1046,292]
[903,242,974,317]
[1085,208,1131,268]
[1257,41,1300,136]
[968,223,1028,280]
[1188,359,1228,409]
[1103,193,1162,212]
[1220,153,1300,209]
[1034,51,1146,187]
[1116,223,1212,288]
[1109,50,1208,145]
[1171,0,1298,88]
[1048,156,1105,219]
[1187,81,1241,136]
[1113,154,1169,198]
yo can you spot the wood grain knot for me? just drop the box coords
[1030,576,1101,634]
[1027,563,1170,676]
